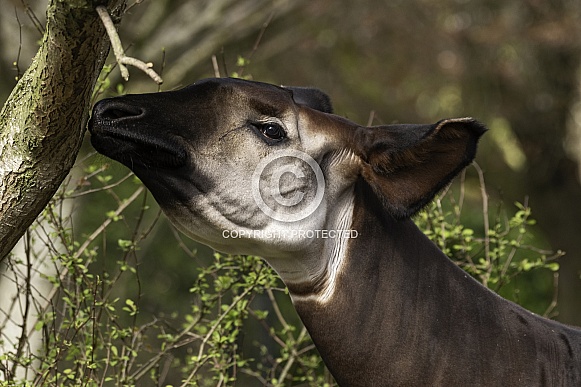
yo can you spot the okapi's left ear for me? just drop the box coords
[355,118,487,219]
[284,86,334,114]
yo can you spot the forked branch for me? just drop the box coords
[96,6,163,84]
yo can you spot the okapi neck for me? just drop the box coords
[291,181,581,386]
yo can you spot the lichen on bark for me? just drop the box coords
[0,0,126,260]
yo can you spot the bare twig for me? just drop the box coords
[543,272,560,319]
[125,0,145,14]
[14,9,23,80]
[473,162,491,285]
[19,0,44,35]
[238,11,275,77]
[366,110,376,127]
[158,48,166,92]
[456,169,466,217]
[96,6,163,84]
[212,55,221,78]
[67,172,134,199]
[11,232,32,378]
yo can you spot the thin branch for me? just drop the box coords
[67,172,134,199]
[96,6,163,84]
[19,0,44,35]
[14,8,23,80]
[498,198,530,282]
[29,186,146,339]
[125,0,145,13]
[11,231,32,378]
[543,272,560,319]
[277,326,309,385]
[473,162,491,285]
[212,55,221,78]
[366,110,376,127]
[181,271,263,386]
[158,48,166,92]
[238,11,275,77]
[456,169,466,218]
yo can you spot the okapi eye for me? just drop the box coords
[259,123,286,141]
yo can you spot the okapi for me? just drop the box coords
[89,78,581,386]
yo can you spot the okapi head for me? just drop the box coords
[89,78,483,268]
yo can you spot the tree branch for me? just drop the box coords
[0,0,126,261]
[96,5,163,84]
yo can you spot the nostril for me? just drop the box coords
[95,100,145,122]
[102,107,138,120]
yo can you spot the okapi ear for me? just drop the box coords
[355,118,487,219]
[284,86,334,114]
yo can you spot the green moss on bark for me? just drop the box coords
[0,0,126,260]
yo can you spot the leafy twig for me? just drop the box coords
[29,186,146,339]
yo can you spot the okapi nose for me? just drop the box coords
[93,99,145,122]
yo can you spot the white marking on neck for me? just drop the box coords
[290,188,355,305]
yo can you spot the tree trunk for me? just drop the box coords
[0,0,125,260]
[501,49,581,325]
[454,0,581,325]
[495,14,581,327]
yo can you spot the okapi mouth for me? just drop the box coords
[89,122,187,170]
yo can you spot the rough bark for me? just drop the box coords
[0,0,125,260]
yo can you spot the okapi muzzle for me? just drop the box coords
[89,78,581,386]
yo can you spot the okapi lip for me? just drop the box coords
[89,123,187,170]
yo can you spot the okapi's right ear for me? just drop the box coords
[284,86,334,114]
[354,118,486,219]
